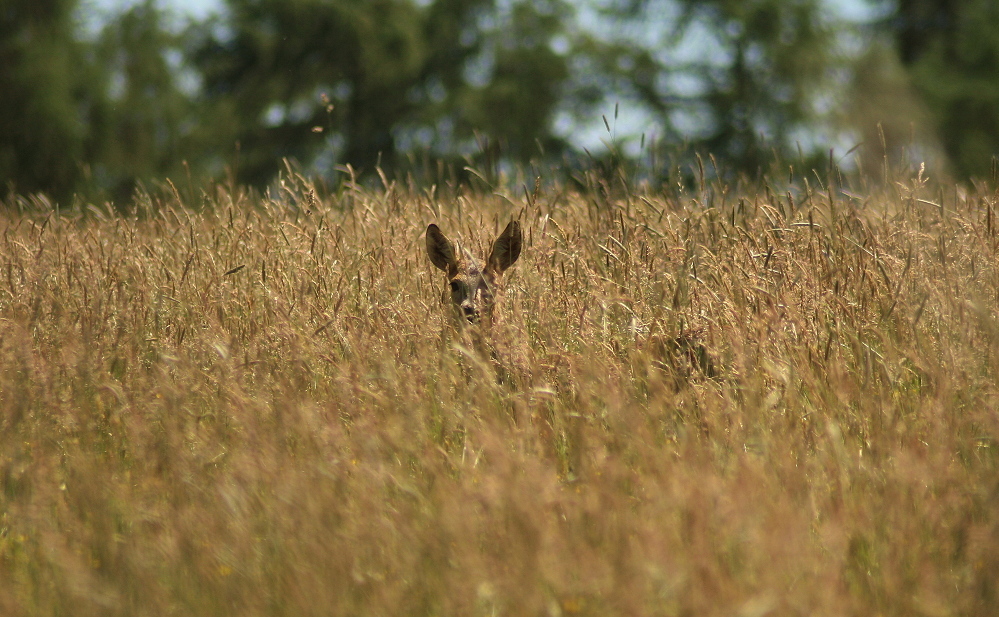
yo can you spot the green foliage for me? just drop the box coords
[0,0,92,201]
[596,0,840,176]
[86,1,203,203]
[190,0,431,183]
[188,0,581,185]
[886,0,999,179]
[456,2,573,162]
[0,0,210,205]
[8,0,999,201]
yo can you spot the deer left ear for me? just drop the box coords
[426,224,458,275]
[487,220,522,273]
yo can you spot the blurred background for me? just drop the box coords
[3,0,996,204]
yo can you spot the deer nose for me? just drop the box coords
[462,305,477,320]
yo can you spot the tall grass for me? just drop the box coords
[1,168,998,616]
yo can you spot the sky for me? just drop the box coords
[88,0,877,24]
[87,0,223,22]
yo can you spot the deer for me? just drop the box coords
[425,221,522,329]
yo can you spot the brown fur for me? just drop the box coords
[425,221,522,328]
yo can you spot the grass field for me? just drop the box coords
[1,167,998,616]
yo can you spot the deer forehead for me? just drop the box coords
[452,251,494,282]
[449,268,493,291]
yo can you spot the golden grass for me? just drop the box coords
[1,171,998,616]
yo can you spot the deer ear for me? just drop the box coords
[426,224,458,274]
[488,220,522,273]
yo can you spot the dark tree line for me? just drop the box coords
[2,0,997,204]
[1,0,93,200]
[885,0,999,178]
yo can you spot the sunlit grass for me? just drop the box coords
[1,169,998,616]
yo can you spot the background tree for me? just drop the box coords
[189,0,582,186]
[190,0,428,184]
[87,0,203,202]
[592,0,841,177]
[454,2,573,162]
[872,0,999,179]
[0,0,93,201]
[12,0,997,201]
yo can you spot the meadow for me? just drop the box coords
[1,165,998,616]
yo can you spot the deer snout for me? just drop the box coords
[461,303,478,322]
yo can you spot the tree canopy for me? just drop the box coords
[882,0,999,178]
[3,0,998,203]
[1,0,93,201]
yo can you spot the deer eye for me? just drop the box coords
[449,281,462,294]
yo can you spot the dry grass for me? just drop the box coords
[1,170,998,616]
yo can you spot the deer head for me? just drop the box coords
[426,221,522,325]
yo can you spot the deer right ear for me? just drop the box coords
[487,220,522,273]
[426,224,458,274]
